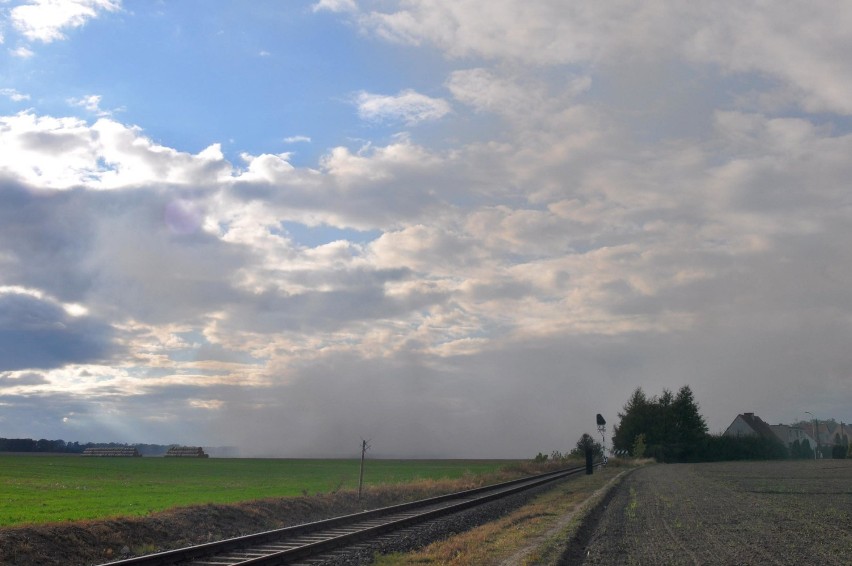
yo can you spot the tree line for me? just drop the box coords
[0,437,171,456]
[612,386,791,462]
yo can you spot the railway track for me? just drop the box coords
[101,464,595,566]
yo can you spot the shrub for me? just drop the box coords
[799,439,815,460]
[569,433,603,458]
[693,434,788,462]
[632,434,646,458]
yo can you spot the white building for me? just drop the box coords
[769,424,816,449]
[724,412,777,440]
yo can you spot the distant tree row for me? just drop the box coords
[0,438,171,456]
[0,438,80,453]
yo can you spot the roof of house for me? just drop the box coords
[729,415,849,445]
[737,412,777,440]
[799,421,851,443]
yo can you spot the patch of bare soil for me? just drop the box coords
[563,460,852,565]
[499,470,631,566]
[0,483,471,566]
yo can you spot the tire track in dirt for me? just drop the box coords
[500,470,630,566]
[557,471,628,565]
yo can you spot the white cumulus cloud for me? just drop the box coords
[283,135,312,144]
[356,1,852,116]
[356,89,452,125]
[312,0,357,13]
[11,0,120,43]
[68,94,112,116]
[0,88,30,102]
[0,112,233,189]
[10,46,35,58]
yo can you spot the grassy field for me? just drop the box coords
[0,455,515,526]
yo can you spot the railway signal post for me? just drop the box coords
[597,413,608,467]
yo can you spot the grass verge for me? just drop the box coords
[373,459,646,566]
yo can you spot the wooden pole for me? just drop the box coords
[358,439,369,501]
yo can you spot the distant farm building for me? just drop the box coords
[165,446,209,458]
[82,447,141,457]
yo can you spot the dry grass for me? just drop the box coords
[373,460,645,566]
[355,461,571,503]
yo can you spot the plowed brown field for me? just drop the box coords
[566,460,852,565]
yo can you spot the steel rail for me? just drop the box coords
[101,464,596,566]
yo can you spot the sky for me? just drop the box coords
[1,0,852,458]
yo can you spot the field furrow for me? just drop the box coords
[577,460,852,565]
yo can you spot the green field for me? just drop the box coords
[0,455,516,526]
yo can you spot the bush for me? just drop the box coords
[569,433,603,458]
[692,434,788,462]
[632,434,646,459]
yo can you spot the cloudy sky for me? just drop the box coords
[1,0,851,458]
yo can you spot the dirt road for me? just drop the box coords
[564,460,852,565]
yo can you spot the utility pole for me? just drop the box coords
[358,439,371,501]
[805,411,818,460]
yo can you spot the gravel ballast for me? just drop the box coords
[298,477,576,565]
